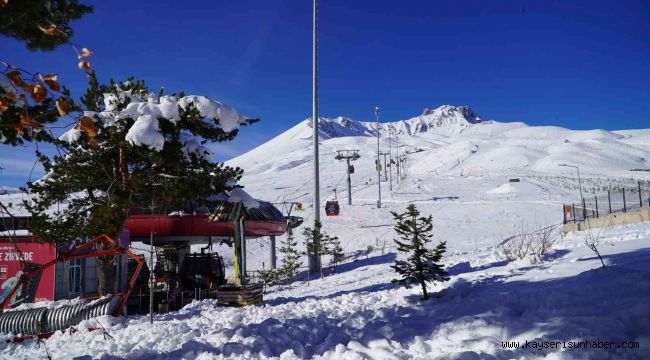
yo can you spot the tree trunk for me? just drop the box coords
[420,279,429,300]
[97,147,129,296]
[97,252,116,295]
[96,221,127,295]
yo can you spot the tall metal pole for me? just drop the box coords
[149,224,154,324]
[310,0,321,274]
[576,166,583,205]
[559,164,584,208]
[388,129,393,191]
[346,158,352,205]
[375,106,381,208]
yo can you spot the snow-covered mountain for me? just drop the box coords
[228,105,650,183]
[307,105,483,139]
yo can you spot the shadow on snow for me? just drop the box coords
[104,248,650,359]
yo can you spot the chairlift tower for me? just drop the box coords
[335,150,361,205]
[396,145,407,180]
[379,151,390,181]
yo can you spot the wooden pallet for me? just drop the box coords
[217,284,263,307]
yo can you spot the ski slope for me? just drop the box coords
[2,105,650,359]
[222,105,650,270]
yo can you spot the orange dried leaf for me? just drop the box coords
[5,69,26,88]
[20,83,33,93]
[38,24,61,36]
[18,114,42,130]
[0,97,9,112]
[30,84,47,103]
[75,116,97,139]
[78,60,91,71]
[77,48,94,59]
[42,73,60,92]
[10,122,24,136]
[55,98,71,117]
[45,80,60,92]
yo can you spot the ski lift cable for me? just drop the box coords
[275,175,313,203]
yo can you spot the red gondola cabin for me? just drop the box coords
[325,201,340,216]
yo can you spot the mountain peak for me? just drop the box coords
[421,105,481,123]
[302,105,484,138]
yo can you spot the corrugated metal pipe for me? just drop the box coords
[0,296,121,336]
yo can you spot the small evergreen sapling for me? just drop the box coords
[302,220,337,278]
[278,232,302,285]
[391,204,448,300]
[257,268,279,290]
[324,235,344,272]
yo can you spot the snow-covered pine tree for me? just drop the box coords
[25,74,256,295]
[324,234,344,273]
[278,232,302,285]
[391,204,448,300]
[257,268,279,290]
[302,220,335,278]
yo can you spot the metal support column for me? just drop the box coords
[310,0,321,274]
[375,106,382,208]
[335,150,360,206]
[608,190,612,213]
[388,129,393,191]
[346,158,352,205]
[269,235,277,269]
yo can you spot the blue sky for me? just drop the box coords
[1,0,649,186]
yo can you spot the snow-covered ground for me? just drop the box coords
[3,221,649,359]
[2,106,650,359]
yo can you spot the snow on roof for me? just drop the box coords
[226,187,260,208]
[0,192,33,217]
[0,230,30,237]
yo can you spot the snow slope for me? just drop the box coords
[229,105,650,182]
[222,104,650,273]
[2,105,650,359]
